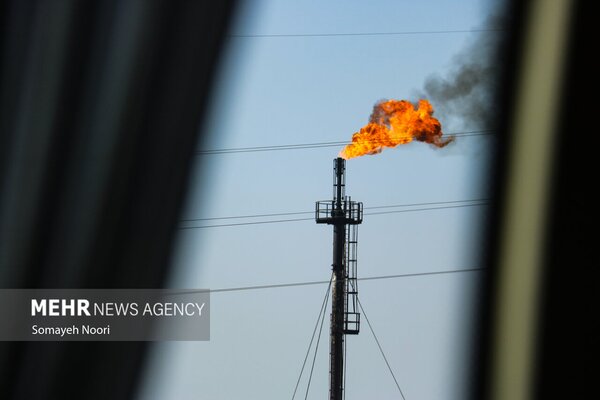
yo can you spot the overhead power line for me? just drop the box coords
[202,267,484,294]
[168,268,483,296]
[228,28,505,39]
[366,202,486,216]
[178,201,489,230]
[194,130,495,156]
[180,198,489,223]
[179,216,313,229]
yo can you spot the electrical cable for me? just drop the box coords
[194,130,495,156]
[179,216,313,230]
[365,202,487,216]
[178,201,488,230]
[165,267,484,295]
[181,210,313,222]
[228,28,505,39]
[180,198,489,223]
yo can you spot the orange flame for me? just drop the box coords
[339,99,453,159]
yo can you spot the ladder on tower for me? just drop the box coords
[343,223,360,335]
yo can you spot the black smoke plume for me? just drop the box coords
[418,14,507,130]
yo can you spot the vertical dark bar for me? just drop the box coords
[334,157,344,207]
[330,157,346,400]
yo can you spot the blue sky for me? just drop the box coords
[137,0,501,398]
